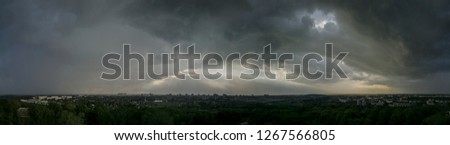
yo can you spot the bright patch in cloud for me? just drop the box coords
[310,10,338,31]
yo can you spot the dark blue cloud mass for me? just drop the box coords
[0,0,449,94]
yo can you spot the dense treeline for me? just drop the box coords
[1,98,449,125]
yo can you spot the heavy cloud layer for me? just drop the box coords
[0,0,449,94]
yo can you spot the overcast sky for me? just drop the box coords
[0,0,449,95]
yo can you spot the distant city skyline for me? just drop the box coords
[0,0,449,94]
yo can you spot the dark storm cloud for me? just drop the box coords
[0,0,449,94]
[117,0,450,77]
[0,0,133,94]
[118,0,323,50]
[326,0,450,77]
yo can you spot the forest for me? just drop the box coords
[1,96,449,125]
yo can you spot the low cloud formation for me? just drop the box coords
[0,0,449,94]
